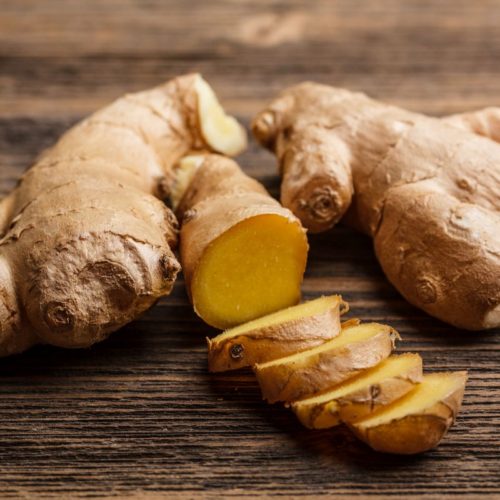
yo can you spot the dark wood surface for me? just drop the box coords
[1,1,499,498]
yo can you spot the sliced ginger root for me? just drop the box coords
[176,154,309,330]
[291,353,423,429]
[254,322,397,403]
[207,295,347,372]
[350,371,467,454]
[207,298,467,454]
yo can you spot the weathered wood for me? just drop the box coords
[0,0,499,497]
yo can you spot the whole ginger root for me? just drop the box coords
[253,85,500,330]
[0,74,247,356]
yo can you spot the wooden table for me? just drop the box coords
[1,1,499,498]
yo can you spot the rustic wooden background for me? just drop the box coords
[1,1,499,498]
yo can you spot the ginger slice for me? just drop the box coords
[350,371,467,454]
[254,322,398,403]
[207,295,347,372]
[292,353,423,429]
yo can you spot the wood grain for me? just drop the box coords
[0,0,499,498]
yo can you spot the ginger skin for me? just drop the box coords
[253,86,500,330]
[0,74,246,356]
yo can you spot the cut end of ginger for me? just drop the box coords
[191,213,308,329]
[170,155,205,210]
[195,75,247,157]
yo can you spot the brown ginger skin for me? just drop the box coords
[0,74,243,356]
[253,86,500,330]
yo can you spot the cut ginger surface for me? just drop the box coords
[215,295,344,342]
[257,322,395,369]
[191,213,308,329]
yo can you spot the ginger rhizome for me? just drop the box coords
[208,295,467,454]
[0,74,247,356]
[173,154,309,329]
[252,85,500,330]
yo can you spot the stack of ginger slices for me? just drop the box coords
[207,295,467,455]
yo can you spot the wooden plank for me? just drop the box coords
[0,0,499,497]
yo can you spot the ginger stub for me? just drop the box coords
[207,295,347,372]
[177,155,309,330]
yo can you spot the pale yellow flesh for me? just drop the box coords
[294,353,421,408]
[356,372,464,429]
[192,214,308,329]
[170,155,204,210]
[213,295,341,343]
[195,76,247,156]
[257,322,389,369]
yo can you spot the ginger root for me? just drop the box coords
[174,154,309,329]
[0,74,246,356]
[252,85,500,330]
